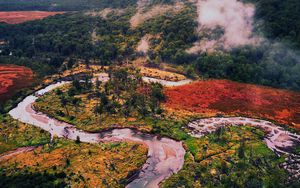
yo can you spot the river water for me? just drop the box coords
[8,74,300,186]
[9,79,186,188]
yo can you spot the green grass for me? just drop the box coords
[0,115,51,154]
[162,126,293,188]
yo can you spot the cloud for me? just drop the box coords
[188,0,262,53]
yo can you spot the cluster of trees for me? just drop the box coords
[136,2,300,90]
[53,78,93,118]
[50,67,165,123]
[0,4,195,75]
[137,2,300,90]
[93,67,165,121]
[0,0,137,11]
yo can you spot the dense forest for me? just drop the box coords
[0,0,300,90]
[0,11,137,75]
[249,0,300,48]
[200,0,300,89]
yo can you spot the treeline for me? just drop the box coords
[0,0,137,11]
[194,45,300,90]
[136,3,300,90]
[0,1,299,91]
[0,56,56,77]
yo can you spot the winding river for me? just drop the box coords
[188,117,300,155]
[8,76,186,188]
[7,73,300,186]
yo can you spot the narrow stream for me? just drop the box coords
[187,117,300,179]
[142,76,192,87]
[187,117,300,155]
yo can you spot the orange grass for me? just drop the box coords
[0,64,34,102]
[0,11,64,24]
[164,79,300,130]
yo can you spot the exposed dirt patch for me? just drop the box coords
[164,79,300,130]
[0,11,64,24]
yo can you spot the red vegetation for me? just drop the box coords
[0,65,34,102]
[165,80,300,130]
[0,11,64,24]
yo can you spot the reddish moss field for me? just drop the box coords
[0,11,64,24]
[164,79,300,130]
[0,64,34,102]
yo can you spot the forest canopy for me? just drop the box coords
[0,0,300,90]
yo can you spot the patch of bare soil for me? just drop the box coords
[0,11,64,24]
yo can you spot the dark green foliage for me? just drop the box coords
[1,13,95,59]
[102,68,165,117]
[139,6,198,64]
[0,11,136,70]
[238,140,245,159]
[75,136,81,144]
[66,158,71,166]
[249,0,300,48]
[149,83,165,113]
[0,56,55,77]
[0,171,67,188]
[194,45,300,90]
